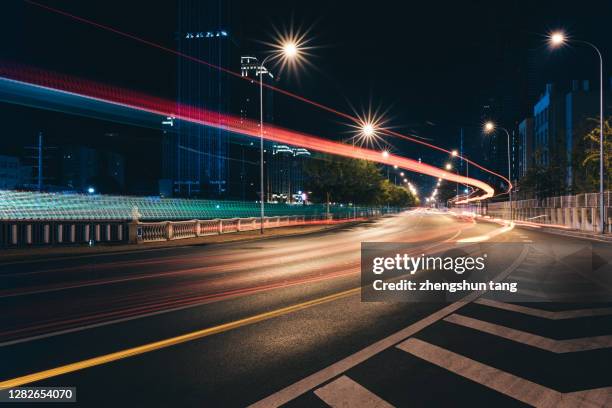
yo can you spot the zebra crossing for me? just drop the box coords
[254,239,612,408]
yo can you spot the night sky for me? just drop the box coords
[1,0,611,193]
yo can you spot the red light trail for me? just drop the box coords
[0,64,494,201]
[22,0,511,195]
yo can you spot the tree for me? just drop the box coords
[574,116,612,193]
[304,155,417,206]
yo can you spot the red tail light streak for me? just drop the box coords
[0,64,494,202]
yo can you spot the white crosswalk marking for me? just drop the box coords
[397,337,608,408]
[475,298,612,320]
[314,376,395,408]
[444,313,612,353]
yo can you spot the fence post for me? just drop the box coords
[11,224,18,245]
[218,219,223,234]
[166,221,174,240]
[128,221,140,244]
[26,224,32,245]
[237,219,241,232]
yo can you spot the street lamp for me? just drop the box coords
[362,123,375,138]
[451,149,458,157]
[484,121,513,220]
[258,41,302,233]
[445,163,452,170]
[548,30,605,233]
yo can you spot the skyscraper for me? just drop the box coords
[162,0,233,198]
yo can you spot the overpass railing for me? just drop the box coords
[463,191,612,233]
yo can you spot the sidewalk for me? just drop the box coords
[0,221,364,263]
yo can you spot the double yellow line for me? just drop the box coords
[0,287,360,389]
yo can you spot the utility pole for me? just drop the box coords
[37,132,43,191]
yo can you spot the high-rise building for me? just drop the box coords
[269,145,311,203]
[533,83,565,168]
[517,117,533,179]
[162,0,234,198]
[564,80,602,191]
[223,55,276,201]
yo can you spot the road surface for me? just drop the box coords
[1,210,611,407]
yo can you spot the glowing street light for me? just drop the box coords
[445,163,452,170]
[403,178,408,183]
[362,123,375,137]
[547,30,605,233]
[451,149,458,157]
[382,150,389,158]
[549,31,566,47]
[400,172,404,177]
[282,41,298,58]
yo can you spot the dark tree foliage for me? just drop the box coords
[304,155,417,206]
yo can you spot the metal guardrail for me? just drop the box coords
[456,192,612,234]
[489,191,612,210]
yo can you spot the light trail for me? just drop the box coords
[0,65,494,201]
[23,0,510,194]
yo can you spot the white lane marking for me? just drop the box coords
[314,375,394,408]
[396,338,590,408]
[475,298,612,320]
[248,246,530,408]
[1,217,453,347]
[444,313,612,353]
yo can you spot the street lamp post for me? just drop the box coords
[484,122,513,220]
[549,32,605,233]
[258,55,272,234]
[257,42,301,234]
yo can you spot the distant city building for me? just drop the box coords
[0,155,21,189]
[564,80,599,191]
[162,0,234,198]
[533,83,566,168]
[517,78,612,193]
[269,145,310,203]
[517,117,533,179]
[61,146,125,193]
[233,55,276,201]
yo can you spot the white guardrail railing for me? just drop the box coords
[137,215,307,243]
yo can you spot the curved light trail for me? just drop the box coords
[0,65,494,201]
[22,0,509,196]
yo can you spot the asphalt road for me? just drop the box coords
[1,210,611,407]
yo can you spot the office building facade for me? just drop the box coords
[162,0,233,198]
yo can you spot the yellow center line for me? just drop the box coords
[0,287,360,390]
